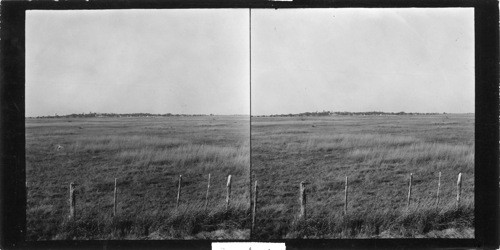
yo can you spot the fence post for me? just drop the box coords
[436,172,441,208]
[205,173,211,210]
[69,182,76,219]
[226,175,232,210]
[407,173,413,210]
[252,180,258,235]
[456,173,462,206]
[176,175,182,208]
[113,178,118,217]
[344,176,349,215]
[299,181,307,219]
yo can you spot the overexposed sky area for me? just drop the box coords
[251,8,474,115]
[26,8,474,117]
[26,9,250,116]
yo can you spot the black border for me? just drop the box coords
[1,0,498,249]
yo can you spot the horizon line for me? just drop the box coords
[251,111,475,116]
[26,110,475,118]
[26,112,251,118]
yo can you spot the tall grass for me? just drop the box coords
[53,202,250,240]
[282,133,472,168]
[282,199,473,239]
[251,114,474,239]
[26,116,250,240]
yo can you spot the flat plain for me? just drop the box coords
[26,115,250,240]
[251,114,474,239]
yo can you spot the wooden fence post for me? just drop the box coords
[226,175,232,210]
[69,182,76,219]
[456,173,462,206]
[205,173,211,210]
[113,178,117,217]
[299,181,307,219]
[407,173,413,210]
[176,175,182,208]
[252,180,258,234]
[436,172,441,208]
[344,176,348,215]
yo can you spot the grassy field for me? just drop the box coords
[251,114,474,239]
[26,115,250,240]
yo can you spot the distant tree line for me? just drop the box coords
[30,112,208,119]
[253,111,443,118]
[29,111,446,119]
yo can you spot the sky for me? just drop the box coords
[26,9,250,117]
[251,8,474,115]
[26,8,474,117]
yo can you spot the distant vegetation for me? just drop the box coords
[30,111,452,119]
[253,111,446,118]
[29,112,209,119]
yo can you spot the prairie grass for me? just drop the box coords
[282,198,473,239]
[26,116,250,240]
[251,114,474,239]
[52,201,250,240]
